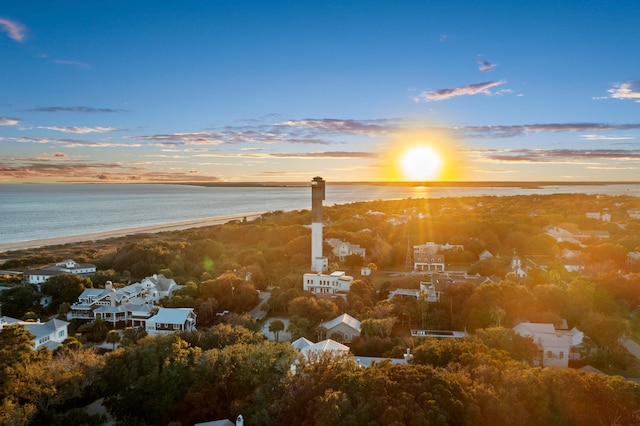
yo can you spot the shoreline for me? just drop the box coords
[0,212,264,253]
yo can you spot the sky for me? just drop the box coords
[1,0,640,184]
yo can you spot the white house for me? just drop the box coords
[69,275,179,327]
[0,316,69,350]
[326,239,366,262]
[513,322,584,368]
[298,339,350,361]
[303,271,353,297]
[319,313,361,342]
[24,259,96,285]
[146,307,197,335]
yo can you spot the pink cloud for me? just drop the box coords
[0,17,26,42]
[415,80,507,102]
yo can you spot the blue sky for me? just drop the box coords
[1,0,639,183]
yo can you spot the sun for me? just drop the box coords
[400,146,443,181]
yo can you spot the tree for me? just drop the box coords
[268,319,285,342]
[41,274,91,313]
[106,330,121,350]
[0,286,40,318]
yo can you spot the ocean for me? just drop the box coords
[1,183,639,245]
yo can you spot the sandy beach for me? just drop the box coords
[0,212,263,253]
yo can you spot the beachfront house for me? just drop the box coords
[69,275,179,328]
[23,259,96,286]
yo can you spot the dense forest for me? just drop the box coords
[2,193,640,424]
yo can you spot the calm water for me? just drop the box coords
[1,183,638,244]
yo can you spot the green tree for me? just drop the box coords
[41,274,91,313]
[268,319,285,342]
[106,330,121,350]
[0,286,40,318]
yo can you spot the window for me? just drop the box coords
[547,351,553,359]
[559,351,564,359]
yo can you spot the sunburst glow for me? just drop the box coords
[400,146,443,181]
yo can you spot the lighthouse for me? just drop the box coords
[311,176,328,273]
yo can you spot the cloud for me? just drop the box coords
[39,126,121,134]
[608,81,640,102]
[478,60,497,72]
[580,134,634,141]
[28,106,127,113]
[414,80,507,102]
[269,151,379,159]
[0,17,26,42]
[459,122,640,138]
[0,117,19,126]
[276,118,398,136]
[478,148,640,163]
[15,136,142,148]
[51,59,92,69]
[0,157,223,182]
[136,132,226,146]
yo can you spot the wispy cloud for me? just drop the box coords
[0,117,19,126]
[607,81,640,102]
[0,16,26,42]
[136,132,225,145]
[269,151,379,159]
[276,118,398,136]
[38,126,121,134]
[192,150,378,160]
[51,59,92,69]
[15,136,141,148]
[29,106,127,113]
[0,156,223,182]
[414,80,507,102]
[478,148,640,163]
[459,122,640,138]
[478,60,497,72]
[580,134,634,141]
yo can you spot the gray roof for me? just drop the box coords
[320,313,361,332]
[149,307,194,324]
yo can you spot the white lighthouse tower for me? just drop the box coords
[311,176,328,273]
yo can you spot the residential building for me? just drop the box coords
[23,259,96,286]
[513,322,584,368]
[431,272,495,286]
[0,316,69,350]
[146,307,197,335]
[69,275,179,328]
[326,238,366,262]
[388,281,442,302]
[303,271,353,297]
[319,313,361,343]
[298,338,350,361]
[478,250,494,261]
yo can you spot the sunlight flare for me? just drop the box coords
[400,146,443,181]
